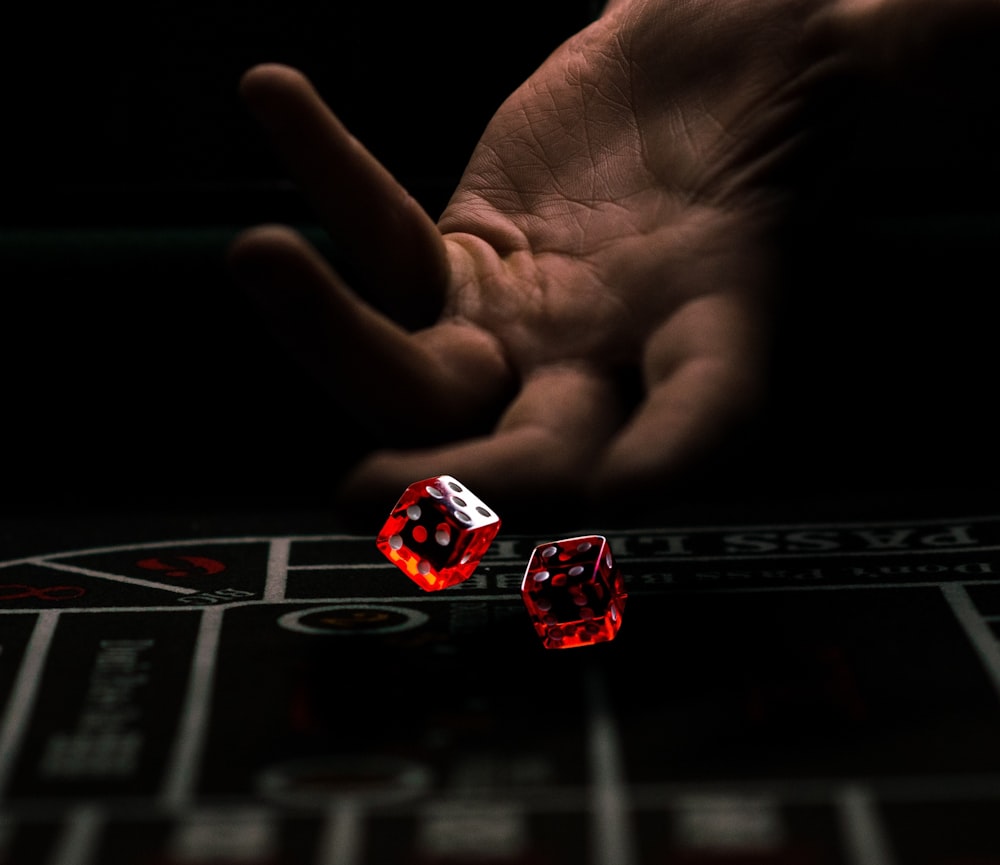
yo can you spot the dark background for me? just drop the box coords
[3,0,1000,522]
[2,2,601,224]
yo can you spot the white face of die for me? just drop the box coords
[426,475,500,529]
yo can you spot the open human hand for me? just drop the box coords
[228,0,1000,526]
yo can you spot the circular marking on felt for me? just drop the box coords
[277,604,429,635]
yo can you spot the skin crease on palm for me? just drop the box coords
[227,0,1000,526]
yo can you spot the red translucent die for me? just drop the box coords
[375,475,502,591]
[520,535,627,649]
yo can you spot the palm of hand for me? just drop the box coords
[230,0,997,522]
[431,1,805,489]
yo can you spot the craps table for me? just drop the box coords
[3,506,1000,864]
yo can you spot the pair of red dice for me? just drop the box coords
[375,475,627,650]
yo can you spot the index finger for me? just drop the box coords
[239,63,450,328]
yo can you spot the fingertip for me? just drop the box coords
[226,227,340,331]
[229,222,304,253]
[226,224,309,281]
[238,63,323,125]
[239,62,310,99]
